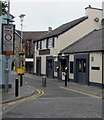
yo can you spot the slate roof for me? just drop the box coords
[60,29,104,54]
[22,31,48,43]
[16,30,48,43]
[37,16,88,41]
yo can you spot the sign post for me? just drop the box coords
[2,24,15,93]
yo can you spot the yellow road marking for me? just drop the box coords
[59,86,102,99]
[0,86,44,107]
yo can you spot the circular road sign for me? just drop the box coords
[5,34,12,41]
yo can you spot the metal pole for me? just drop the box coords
[19,14,25,51]
[5,0,10,93]
[5,56,10,93]
[65,74,67,86]
[20,74,23,87]
[15,78,19,97]
[20,19,23,50]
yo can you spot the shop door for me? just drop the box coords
[47,59,53,78]
[36,57,41,76]
[76,59,87,84]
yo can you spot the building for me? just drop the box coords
[60,29,104,87]
[0,14,14,88]
[12,30,21,70]
[34,6,102,81]
[22,31,48,74]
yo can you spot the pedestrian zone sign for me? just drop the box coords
[2,24,15,55]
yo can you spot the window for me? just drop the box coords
[77,59,86,73]
[78,60,83,72]
[37,41,42,49]
[91,57,94,62]
[46,38,54,48]
[70,61,74,73]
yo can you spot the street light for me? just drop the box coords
[19,14,25,51]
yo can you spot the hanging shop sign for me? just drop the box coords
[2,24,15,55]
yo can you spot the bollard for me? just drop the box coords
[42,76,46,87]
[65,74,67,86]
[20,74,23,87]
[15,78,19,97]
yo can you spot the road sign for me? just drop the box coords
[16,68,25,74]
[2,24,15,55]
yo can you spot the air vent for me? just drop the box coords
[94,17,99,22]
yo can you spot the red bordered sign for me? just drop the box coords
[5,34,12,41]
[2,24,15,55]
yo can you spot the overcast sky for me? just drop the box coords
[9,0,103,31]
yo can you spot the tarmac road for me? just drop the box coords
[2,72,103,119]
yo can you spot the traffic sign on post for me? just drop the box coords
[2,24,15,55]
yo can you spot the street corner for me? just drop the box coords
[1,85,44,107]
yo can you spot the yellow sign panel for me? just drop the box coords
[16,68,25,74]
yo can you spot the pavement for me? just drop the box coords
[0,70,103,104]
[0,71,36,104]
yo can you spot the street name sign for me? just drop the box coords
[2,24,15,55]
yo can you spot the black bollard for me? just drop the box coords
[15,78,19,97]
[65,74,67,86]
[20,74,23,87]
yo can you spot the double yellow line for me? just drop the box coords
[0,86,44,107]
[59,86,102,99]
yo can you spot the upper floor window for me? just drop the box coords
[37,41,42,49]
[46,37,54,48]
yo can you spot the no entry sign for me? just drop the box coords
[2,24,15,55]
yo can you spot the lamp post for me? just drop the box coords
[19,14,25,51]
[19,14,25,87]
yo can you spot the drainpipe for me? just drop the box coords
[102,52,104,89]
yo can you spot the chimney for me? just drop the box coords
[48,27,52,32]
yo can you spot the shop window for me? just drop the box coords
[70,61,73,73]
[78,60,83,72]
[78,59,86,73]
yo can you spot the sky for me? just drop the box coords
[7,0,104,31]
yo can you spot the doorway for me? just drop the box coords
[36,57,41,76]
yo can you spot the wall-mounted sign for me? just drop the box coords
[2,24,15,55]
[39,49,50,55]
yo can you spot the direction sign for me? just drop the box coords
[2,24,15,55]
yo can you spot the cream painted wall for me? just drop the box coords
[58,8,102,52]
[90,52,102,84]
[54,57,58,77]
[34,8,103,77]
[41,55,46,75]
[69,54,74,80]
